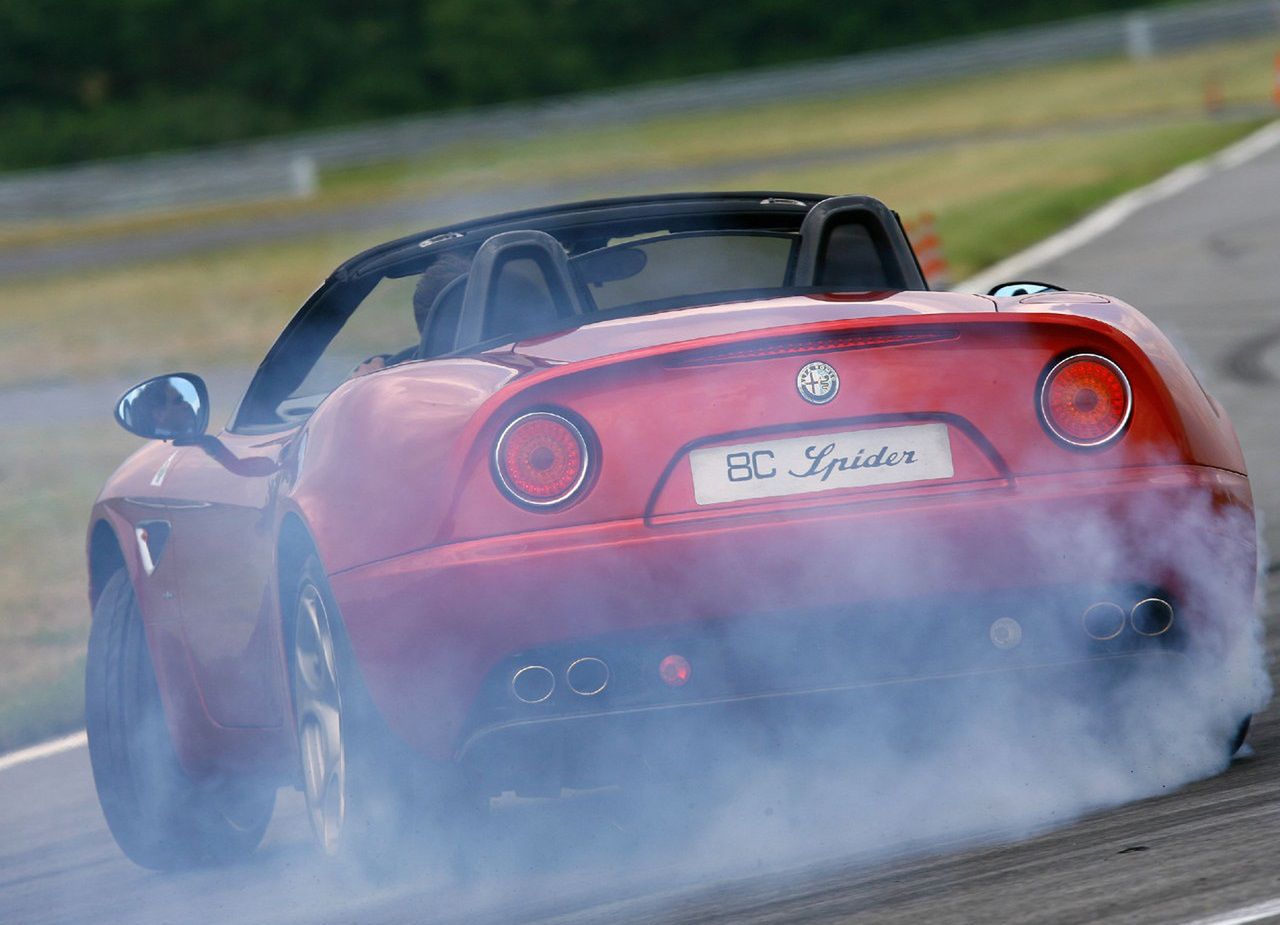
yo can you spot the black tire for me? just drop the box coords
[1231,714,1253,757]
[85,569,275,870]
[290,555,481,872]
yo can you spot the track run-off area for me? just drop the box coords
[4,124,1280,925]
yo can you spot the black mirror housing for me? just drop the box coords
[115,373,210,442]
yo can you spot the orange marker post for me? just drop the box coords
[1273,52,1280,109]
[905,212,953,291]
[1204,72,1224,115]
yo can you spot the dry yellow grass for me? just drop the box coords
[0,422,136,747]
[0,235,360,388]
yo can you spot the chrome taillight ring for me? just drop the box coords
[493,410,591,508]
[1038,352,1133,448]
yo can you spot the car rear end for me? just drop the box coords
[327,297,1257,792]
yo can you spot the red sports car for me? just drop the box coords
[85,193,1261,868]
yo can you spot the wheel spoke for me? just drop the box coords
[293,581,345,854]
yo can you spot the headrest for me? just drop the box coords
[454,230,586,350]
[792,195,926,290]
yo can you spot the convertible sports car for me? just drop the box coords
[85,192,1261,868]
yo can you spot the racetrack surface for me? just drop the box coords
[3,135,1280,925]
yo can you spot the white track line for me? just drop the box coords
[958,119,1280,294]
[0,730,86,773]
[1183,897,1280,925]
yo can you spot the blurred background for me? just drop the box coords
[1,0,1278,754]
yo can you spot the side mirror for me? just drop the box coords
[115,373,209,442]
[987,281,1066,298]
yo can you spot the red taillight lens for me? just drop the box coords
[1039,354,1131,447]
[659,654,691,687]
[494,411,589,506]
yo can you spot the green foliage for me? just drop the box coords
[0,0,1169,169]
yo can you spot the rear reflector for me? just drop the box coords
[494,411,590,507]
[1039,353,1131,448]
[659,654,691,687]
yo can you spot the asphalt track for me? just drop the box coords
[4,132,1280,924]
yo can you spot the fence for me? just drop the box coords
[2,0,1278,223]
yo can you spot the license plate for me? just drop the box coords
[689,422,954,505]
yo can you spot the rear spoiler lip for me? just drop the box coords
[500,310,1126,379]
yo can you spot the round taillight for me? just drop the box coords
[1039,353,1132,448]
[494,411,590,507]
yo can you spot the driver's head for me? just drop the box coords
[412,252,471,335]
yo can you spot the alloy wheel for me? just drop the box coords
[294,581,346,855]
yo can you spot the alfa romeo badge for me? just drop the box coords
[796,361,839,405]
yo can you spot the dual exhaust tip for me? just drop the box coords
[1082,598,1174,640]
[511,657,610,704]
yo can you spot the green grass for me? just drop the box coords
[1,34,1278,752]
[0,422,137,750]
[0,657,85,753]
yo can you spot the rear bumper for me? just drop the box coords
[329,464,1255,760]
[460,649,1187,795]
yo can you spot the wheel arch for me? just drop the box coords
[88,518,127,608]
[277,513,321,675]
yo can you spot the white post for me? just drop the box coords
[1125,12,1155,59]
[289,155,318,199]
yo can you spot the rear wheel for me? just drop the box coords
[290,556,482,870]
[292,572,347,854]
[85,569,275,870]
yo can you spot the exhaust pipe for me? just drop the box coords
[1131,598,1174,637]
[566,657,610,696]
[1082,601,1126,640]
[511,665,555,703]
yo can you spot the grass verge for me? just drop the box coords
[0,423,136,751]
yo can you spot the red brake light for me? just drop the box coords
[1039,354,1131,447]
[670,329,958,366]
[494,411,590,507]
[659,654,691,687]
